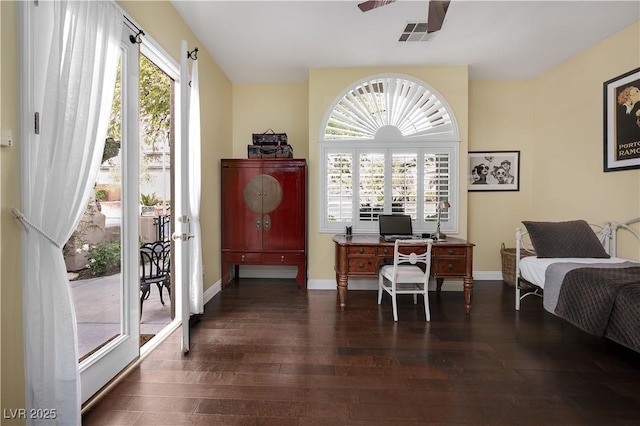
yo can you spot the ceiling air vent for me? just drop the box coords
[399,22,430,42]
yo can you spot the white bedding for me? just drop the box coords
[518,256,631,288]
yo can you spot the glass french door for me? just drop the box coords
[28,2,182,405]
[78,24,141,403]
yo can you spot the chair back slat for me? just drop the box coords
[393,238,433,268]
[140,241,171,283]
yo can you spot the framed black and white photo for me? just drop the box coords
[604,67,640,172]
[468,151,520,192]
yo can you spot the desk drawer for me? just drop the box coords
[348,246,376,256]
[262,253,305,264]
[348,258,377,274]
[432,246,467,257]
[433,258,467,276]
[377,246,393,257]
[223,252,262,263]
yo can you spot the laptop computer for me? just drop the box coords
[378,214,415,242]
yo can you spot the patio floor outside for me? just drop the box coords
[70,272,172,359]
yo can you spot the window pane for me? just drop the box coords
[391,153,418,219]
[327,153,353,222]
[424,153,451,222]
[359,153,385,221]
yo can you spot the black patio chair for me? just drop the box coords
[153,214,171,241]
[140,240,171,319]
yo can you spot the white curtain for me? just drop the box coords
[21,1,121,424]
[188,59,204,314]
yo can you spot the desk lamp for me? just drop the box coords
[434,200,450,241]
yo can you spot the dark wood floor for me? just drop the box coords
[83,279,640,425]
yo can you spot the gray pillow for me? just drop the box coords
[522,220,610,258]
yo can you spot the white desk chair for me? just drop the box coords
[378,238,433,321]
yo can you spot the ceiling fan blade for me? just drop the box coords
[358,0,396,13]
[427,0,450,33]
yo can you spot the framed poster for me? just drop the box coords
[468,151,520,192]
[604,67,640,172]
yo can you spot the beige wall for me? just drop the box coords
[468,80,536,270]
[307,66,469,280]
[1,0,24,416]
[531,22,640,260]
[0,1,232,416]
[232,83,309,159]
[468,22,640,269]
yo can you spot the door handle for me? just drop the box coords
[255,216,261,229]
[264,214,271,231]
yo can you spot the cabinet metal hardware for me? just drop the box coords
[448,263,454,270]
[359,248,364,254]
[448,249,454,255]
[280,256,285,263]
[241,255,245,262]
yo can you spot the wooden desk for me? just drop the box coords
[333,235,475,313]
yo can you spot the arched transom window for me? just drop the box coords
[319,74,460,234]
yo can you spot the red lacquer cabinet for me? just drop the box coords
[221,159,307,289]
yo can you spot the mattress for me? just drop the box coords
[518,256,631,288]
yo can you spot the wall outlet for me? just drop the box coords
[0,129,13,147]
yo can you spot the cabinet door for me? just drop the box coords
[262,163,306,251]
[221,162,262,251]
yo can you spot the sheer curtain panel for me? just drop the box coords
[20,1,121,424]
[188,59,204,315]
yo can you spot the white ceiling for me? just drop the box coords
[170,0,640,84]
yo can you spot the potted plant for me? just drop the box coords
[140,192,160,216]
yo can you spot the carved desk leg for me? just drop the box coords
[334,243,349,311]
[463,278,473,314]
[337,274,348,311]
[464,245,474,314]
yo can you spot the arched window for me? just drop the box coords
[319,74,460,234]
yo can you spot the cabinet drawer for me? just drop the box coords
[348,258,377,274]
[262,253,305,264]
[348,246,376,256]
[223,252,262,263]
[433,258,467,275]
[377,246,393,257]
[432,246,467,257]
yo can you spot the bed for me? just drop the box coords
[515,217,640,353]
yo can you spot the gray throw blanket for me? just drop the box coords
[543,262,638,313]
[554,266,640,336]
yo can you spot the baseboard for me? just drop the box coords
[307,278,462,291]
[474,271,503,281]
[209,271,503,293]
[308,271,503,291]
[203,279,222,304]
